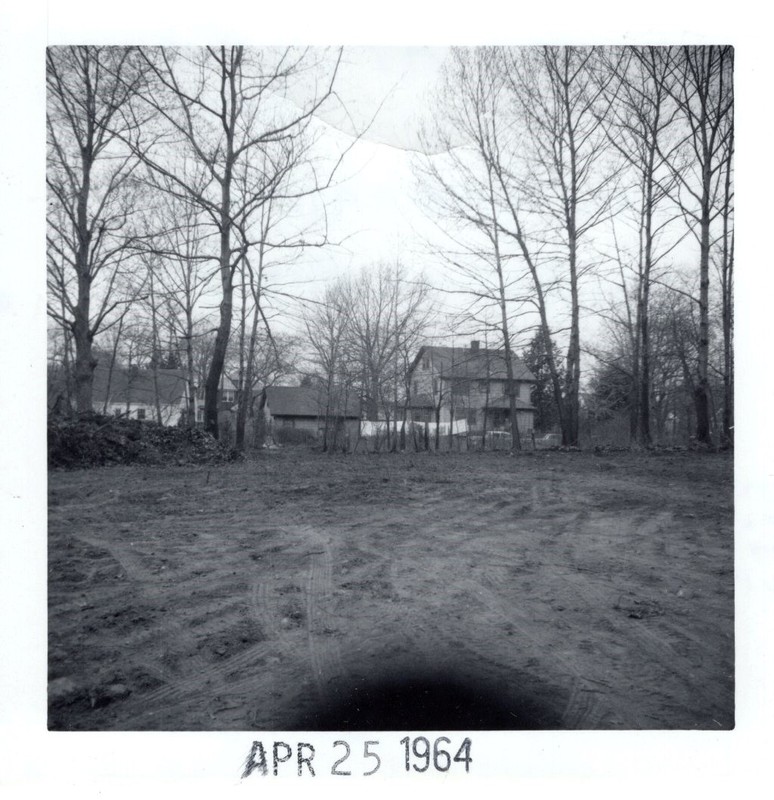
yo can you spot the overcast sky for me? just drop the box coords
[263,46,459,330]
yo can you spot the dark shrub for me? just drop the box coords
[273,427,317,446]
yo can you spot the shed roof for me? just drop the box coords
[263,385,360,419]
[92,365,188,406]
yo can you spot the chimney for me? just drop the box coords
[470,340,480,352]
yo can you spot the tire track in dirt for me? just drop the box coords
[126,564,312,725]
[383,536,578,727]
[69,530,220,685]
[304,527,348,700]
[68,528,290,727]
[117,525,349,728]
[460,507,617,728]
[393,501,610,726]
[121,641,290,728]
[460,576,611,728]
[472,508,714,726]
[533,510,733,725]
[215,525,351,718]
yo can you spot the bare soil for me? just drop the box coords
[48,449,734,730]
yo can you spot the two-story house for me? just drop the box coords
[407,340,536,435]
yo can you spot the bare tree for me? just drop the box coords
[418,48,537,450]
[127,46,347,437]
[134,177,216,426]
[662,45,734,445]
[716,123,734,446]
[304,283,357,452]
[503,46,619,446]
[595,46,685,445]
[46,46,149,412]
[346,263,431,446]
[231,155,330,451]
[233,199,276,451]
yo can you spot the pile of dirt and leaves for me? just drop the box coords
[48,413,239,469]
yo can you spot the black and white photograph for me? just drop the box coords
[1,0,771,794]
[43,39,735,733]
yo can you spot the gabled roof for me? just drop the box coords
[92,365,188,406]
[263,385,360,419]
[412,345,536,382]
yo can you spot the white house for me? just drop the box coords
[92,365,189,425]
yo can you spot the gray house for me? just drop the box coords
[406,341,536,435]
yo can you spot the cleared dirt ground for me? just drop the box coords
[48,449,734,731]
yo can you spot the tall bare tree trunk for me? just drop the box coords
[72,150,96,414]
[73,272,96,414]
[665,45,733,445]
[695,166,713,445]
[720,131,734,447]
[638,160,656,446]
[205,149,235,437]
[486,161,521,451]
[148,266,163,424]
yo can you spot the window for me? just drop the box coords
[432,378,438,394]
[222,389,235,404]
[413,380,418,395]
[467,410,477,426]
[422,357,430,370]
[478,380,488,393]
[282,418,294,428]
[136,408,146,420]
[413,409,431,423]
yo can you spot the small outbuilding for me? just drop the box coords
[260,385,361,443]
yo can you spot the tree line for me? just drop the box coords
[47,45,350,443]
[47,46,733,450]
[417,45,733,447]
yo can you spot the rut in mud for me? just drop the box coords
[48,449,734,730]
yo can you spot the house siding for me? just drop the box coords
[95,400,185,426]
[408,345,536,433]
[263,398,360,443]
